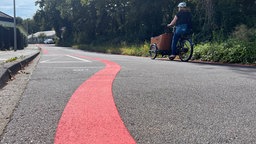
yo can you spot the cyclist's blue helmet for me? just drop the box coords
[178,2,186,8]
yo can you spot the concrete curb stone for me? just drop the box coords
[0,50,40,88]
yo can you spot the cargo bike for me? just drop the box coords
[149,28,194,61]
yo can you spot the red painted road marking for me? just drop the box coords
[54,55,136,144]
[38,46,48,54]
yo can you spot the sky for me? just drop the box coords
[0,0,38,19]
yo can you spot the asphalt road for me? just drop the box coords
[1,45,256,143]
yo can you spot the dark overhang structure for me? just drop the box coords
[0,11,14,27]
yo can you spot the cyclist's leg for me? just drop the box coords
[170,25,188,59]
[171,33,180,56]
[171,26,185,56]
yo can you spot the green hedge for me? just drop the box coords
[193,25,256,64]
[0,25,27,51]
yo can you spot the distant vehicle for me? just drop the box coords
[44,39,54,44]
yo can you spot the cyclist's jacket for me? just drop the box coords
[176,10,192,29]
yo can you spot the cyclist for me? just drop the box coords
[167,2,192,60]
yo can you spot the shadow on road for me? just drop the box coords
[189,61,256,80]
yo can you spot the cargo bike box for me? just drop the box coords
[150,33,173,51]
[149,30,193,62]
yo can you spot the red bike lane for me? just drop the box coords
[54,55,135,144]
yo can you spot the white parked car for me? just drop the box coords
[44,39,54,44]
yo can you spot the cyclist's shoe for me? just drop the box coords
[168,55,176,60]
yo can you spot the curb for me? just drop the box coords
[0,51,40,89]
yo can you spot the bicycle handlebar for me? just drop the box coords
[164,26,175,33]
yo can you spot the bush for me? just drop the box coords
[193,25,256,64]
[120,41,149,57]
[0,25,27,51]
[75,41,150,57]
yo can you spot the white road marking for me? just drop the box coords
[41,61,88,63]
[41,66,103,69]
[40,55,91,63]
[41,57,62,63]
[66,55,91,62]
[42,54,66,57]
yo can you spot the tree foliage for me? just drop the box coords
[32,0,256,46]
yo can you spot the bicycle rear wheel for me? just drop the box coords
[178,39,193,62]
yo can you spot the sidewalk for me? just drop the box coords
[0,44,40,88]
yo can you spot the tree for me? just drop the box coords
[32,0,256,45]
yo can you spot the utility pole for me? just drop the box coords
[13,0,17,51]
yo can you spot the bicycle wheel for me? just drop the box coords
[149,44,158,59]
[178,39,193,62]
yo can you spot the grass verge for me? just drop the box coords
[73,41,150,57]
